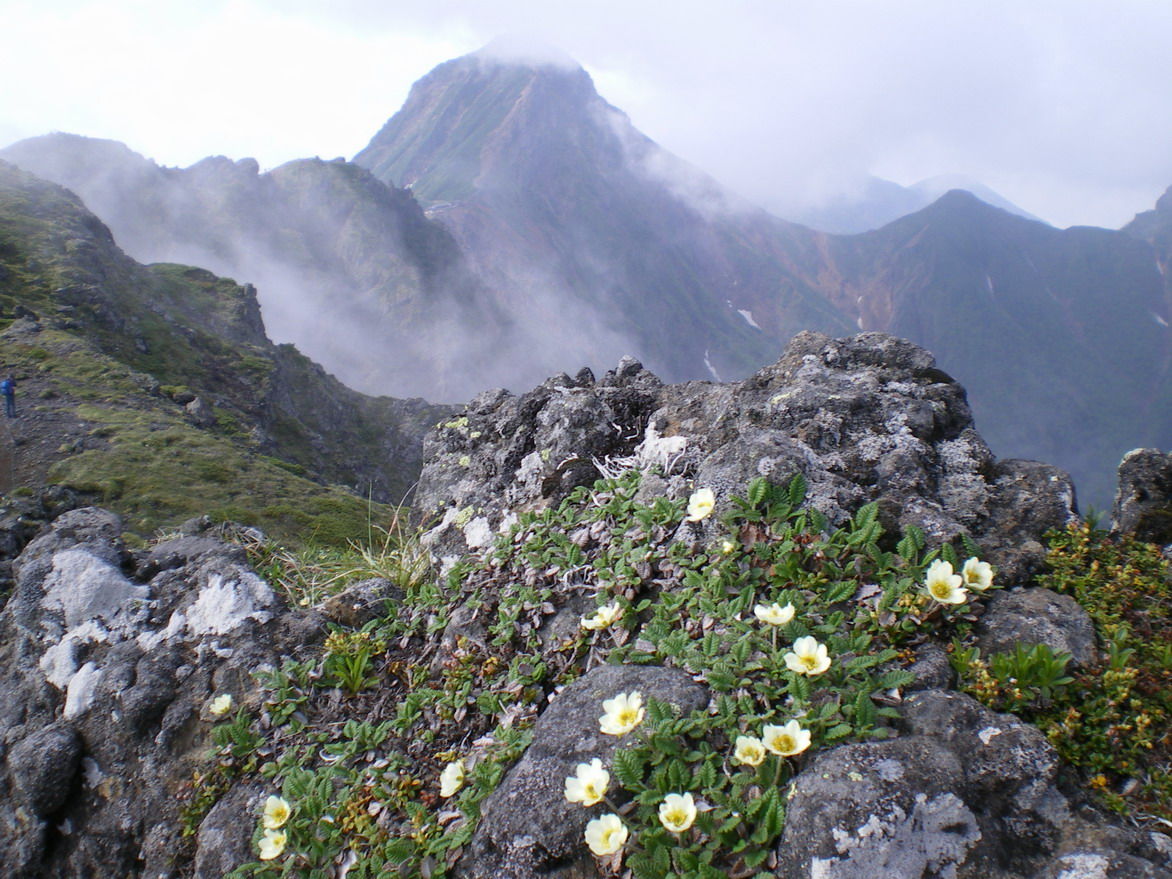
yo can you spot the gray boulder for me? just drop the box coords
[0,508,313,878]
[976,587,1098,668]
[1112,448,1172,543]
[458,664,708,879]
[775,690,1171,878]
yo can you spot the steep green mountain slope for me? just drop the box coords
[0,136,500,401]
[0,160,451,542]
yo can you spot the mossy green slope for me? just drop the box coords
[0,160,452,544]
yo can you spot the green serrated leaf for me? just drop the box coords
[823,722,854,741]
[612,748,645,789]
[788,473,808,507]
[853,502,878,531]
[853,690,877,727]
[823,580,856,603]
[875,669,916,689]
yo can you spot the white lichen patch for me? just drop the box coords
[463,516,494,549]
[978,726,1003,745]
[39,548,149,631]
[141,569,274,647]
[1053,852,1111,879]
[516,450,546,482]
[819,793,980,878]
[64,661,103,720]
[39,619,110,688]
[873,758,905,782]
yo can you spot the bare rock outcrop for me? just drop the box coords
[418,332,1077,583]
[0,508,318,877]
[778,690,1171,878]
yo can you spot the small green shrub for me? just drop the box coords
[956,521,1171,823]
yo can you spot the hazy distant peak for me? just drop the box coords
[472,35,581,71]
[3,132,151,168]
[911,174,1046,225]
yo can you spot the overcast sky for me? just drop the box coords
[2,0,1171,228]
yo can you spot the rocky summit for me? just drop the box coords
[1,332,1169,878]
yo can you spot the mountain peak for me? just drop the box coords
[471,36,581,71]
[353,45,603,202]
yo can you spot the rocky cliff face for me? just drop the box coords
[355,49,1172,510]
[0,137,496,401]
[3,332,1167,878]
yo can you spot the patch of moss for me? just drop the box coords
[50,412,388,547]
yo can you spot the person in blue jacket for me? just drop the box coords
[1,375,15,418]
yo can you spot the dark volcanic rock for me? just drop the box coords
[0,507,316,878]
[418,332,1077,583]
[976,587,1098,667]
[776,690,1171,878]
[1112,448,1172,543]
[7,722,83,817]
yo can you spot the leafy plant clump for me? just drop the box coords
[189,470,1009,879]
[954,521,1171,824]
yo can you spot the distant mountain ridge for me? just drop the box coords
[4,46,1171,508]
[778,173,1045,234]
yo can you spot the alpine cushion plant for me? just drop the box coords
[439,760,466,798]
[924,558,967,605]
[657,792,698,833]
[733,735,767,767]
[686,488,716,522]
[585,813,629,856]
[783,635,832,676]
[216,471,1007,879]
[258,829,287,861]
[961,557,994,592]
[581,601,623,630]
[762,720,812,757]
[753,602,795,626]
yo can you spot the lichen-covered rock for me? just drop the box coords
[976,587,1098,667]
[1112,448,1172,543]
[417,333,1077,582]
[775,735,985,879]
[191,783,266,879]
[0,508,317,878]
[457,664,708,879]
[776,690,1171,878]
[319,577,403,627]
